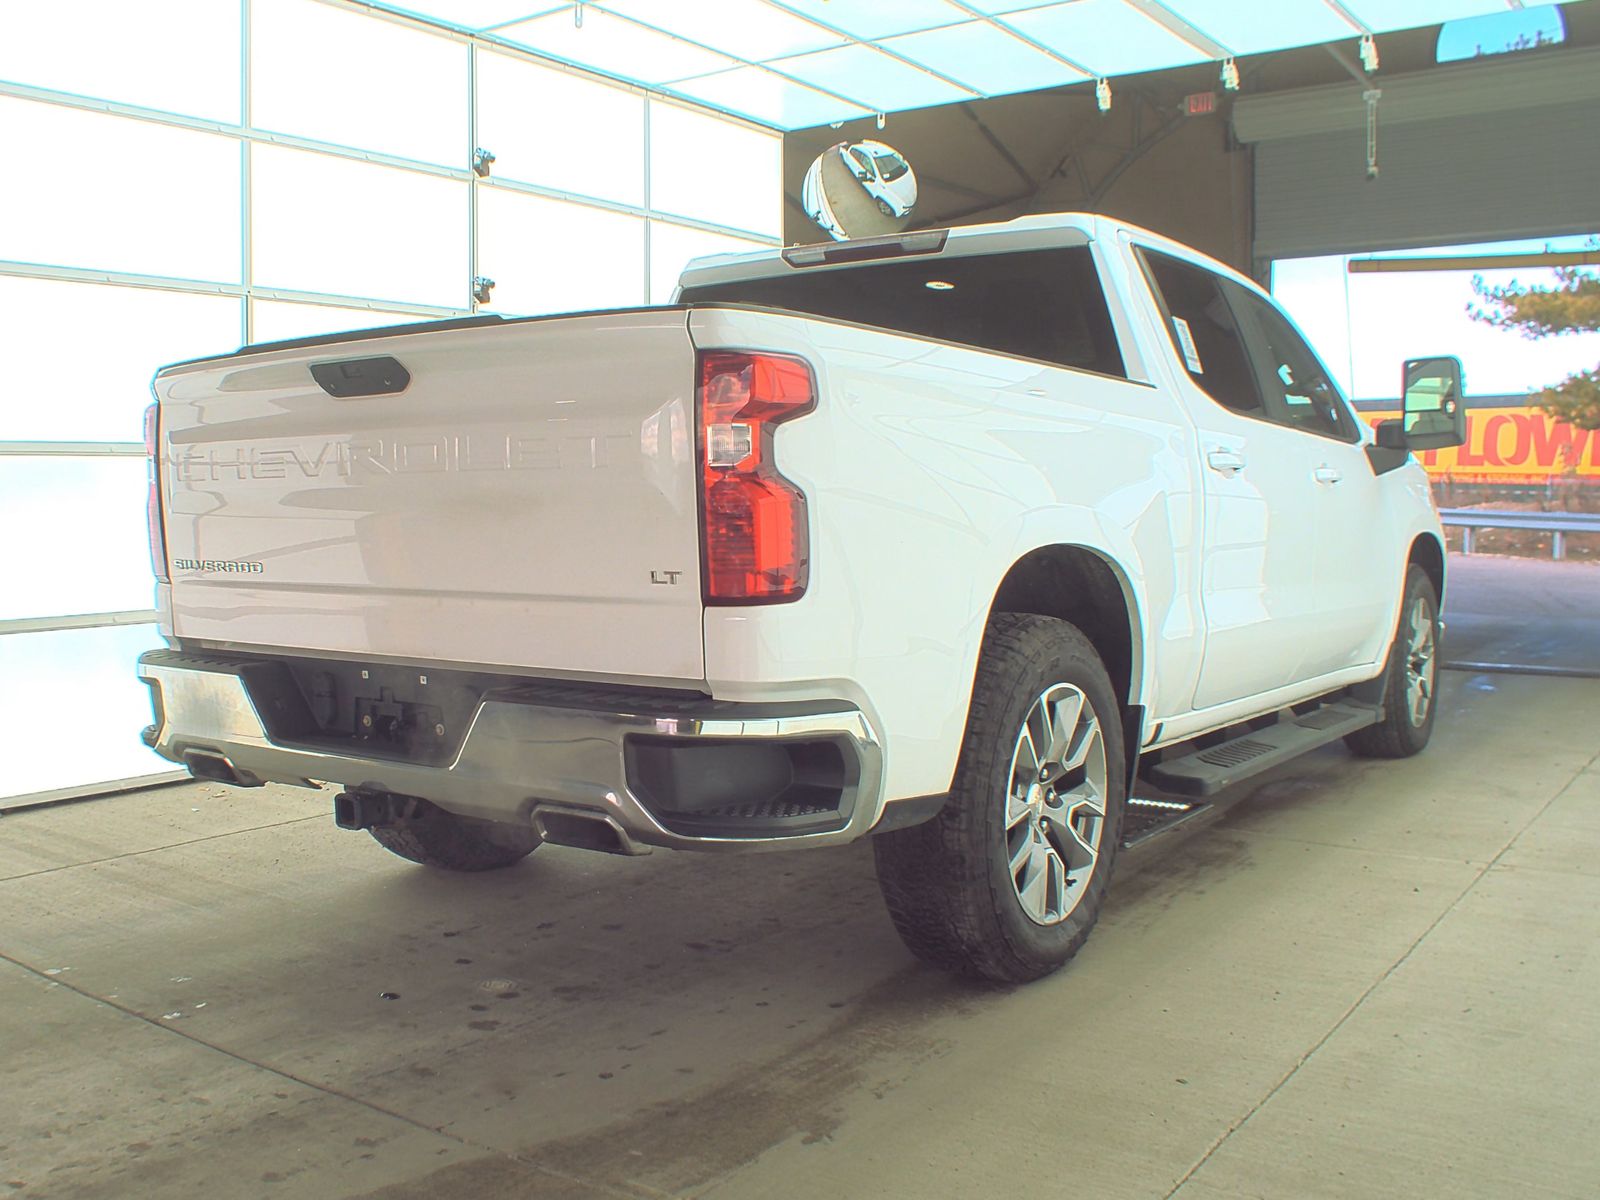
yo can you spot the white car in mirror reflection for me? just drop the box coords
[841,140,917,217]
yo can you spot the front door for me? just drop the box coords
[1137,249,1325,711]
[1226,283,1398,676]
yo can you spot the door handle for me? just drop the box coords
[1207,449,1246,476]
[1313,465,1343,485]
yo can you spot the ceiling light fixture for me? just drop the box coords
[925,280,955,290]
[1360,34,1379,71]
[1095,77,1112,112]
[876,112,886,130]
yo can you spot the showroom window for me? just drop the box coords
[0,1,780,804]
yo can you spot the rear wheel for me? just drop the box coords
[369,802,541,872]
[1345,564,1440,759]
[873,613,1126,983]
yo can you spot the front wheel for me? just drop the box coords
[873,614,1126,983]
[1345,564,1440,759]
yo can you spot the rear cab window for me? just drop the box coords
[679,246,1127,380]
[1136,249,1264,416]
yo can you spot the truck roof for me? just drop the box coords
[677,211,1257,300]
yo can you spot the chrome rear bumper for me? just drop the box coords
[137,650,883,854]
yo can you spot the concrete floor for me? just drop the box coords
[4,679,1599,1198]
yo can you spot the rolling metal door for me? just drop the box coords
[1236,46,1600,260]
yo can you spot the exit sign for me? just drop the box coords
[1185,92,1217,115]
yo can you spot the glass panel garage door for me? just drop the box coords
[0,1,779,805]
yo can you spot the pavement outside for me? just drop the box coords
[1440,552,1600,675]
[3,663,1598,1199]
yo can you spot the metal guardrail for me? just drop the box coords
[1439,508,1600,560]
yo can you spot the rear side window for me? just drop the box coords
[680,247,1126,379]
[1138,249,1263,416]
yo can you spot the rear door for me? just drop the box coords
[154,310,706,684]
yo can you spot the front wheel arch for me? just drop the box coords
[1409,532,1446,612]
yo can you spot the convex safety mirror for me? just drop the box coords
[801,140,918,241]
[1377,355,1467,452]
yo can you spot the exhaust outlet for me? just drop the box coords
[533,807,647,856]
[182,749,262,788]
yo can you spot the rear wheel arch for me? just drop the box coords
[985,546,1146,808]
[988,544,1142,712]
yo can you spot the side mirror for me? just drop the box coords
[1399,355,1467,450]
[1374,419,1409,450]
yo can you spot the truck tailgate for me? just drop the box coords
[154,310,704,685]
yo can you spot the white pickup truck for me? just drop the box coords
[138,214,1466,983]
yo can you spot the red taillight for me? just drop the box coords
[696,351,816,604]
[144,401,169,584]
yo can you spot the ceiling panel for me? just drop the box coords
[879,22,1090,94]
[387,2,565,30]
[1002,0,1214,76]
[773,43,978,112]
[954,0,1071,13]
[766,0,972,39]
[1162,0,1360,56]
[598,0,846,60]
[493,6,739,83]
[1337,0,1516,32]
[366,0,1566,129]
[665,66,872,127]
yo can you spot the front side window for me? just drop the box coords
[1139,249,1263,416]
[680,245,1127,379]
[1226,283,1358,442]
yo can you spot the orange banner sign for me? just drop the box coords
[1361,406,1600,481]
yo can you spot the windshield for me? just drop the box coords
[873,153,909,182]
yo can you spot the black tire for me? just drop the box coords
[876,198,895,217]
[369,802,541,872]
[873,613,1127,984]
[1345,564,1440,759]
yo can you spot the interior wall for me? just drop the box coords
[1011,113,1252,272]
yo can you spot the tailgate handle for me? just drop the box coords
[309,356,410,398]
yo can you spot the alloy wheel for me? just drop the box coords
[1405,597,1437,726]
[1004,683,1108,926]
